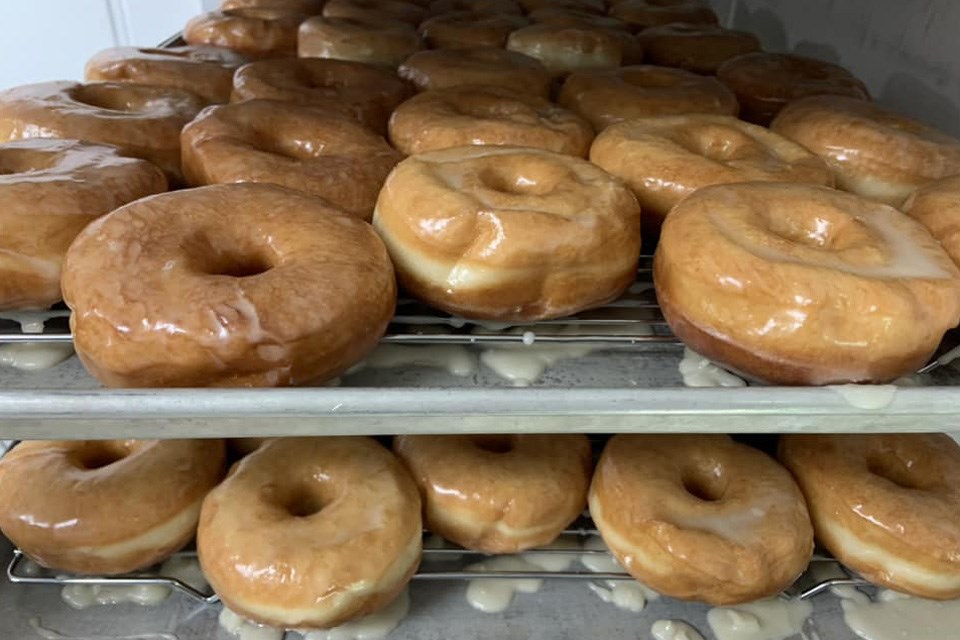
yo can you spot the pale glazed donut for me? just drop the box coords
[590,115,833,226]
[904,176,960,269]
[419,12,529,49]
[590,435,813,605]
[373,145,641,320]
[184,8,307,57]
[198,437,421,628]
[506,24,623,77]
[85,46,249,105]
[323,0,426,26]
[0,439,225,574]
[399,48,551,97]
[558,65,738,130]
[0,81,204,183]
[520,0,605,14]
[654,183,960,385]
[183,100,402,220]
[772,96,960,207]
[526,10,643,64]
[779,434,960,599]
[636,23,761,75]
[428,0,522,14]
[394,434,591,552]
[62,183,396,388]
[221,0,326,11]
[610,0,718,32]
[717,52,870,125]
[299,15,424,68]
[388,85,593,156]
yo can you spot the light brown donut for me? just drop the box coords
[904,176,960,269]
[636,23,761,75]
[184,8,306,58]
[780,434,960,599]
[388,85,593,156]
[399,48,551,96]
[506,24,623,77]
[590,435,813,605]
[394,434,592,553]
[62,183,397,388]
[299,15,424,68]
[0,439,225,575]
[221,0,326,11]
[419,12,529,49]
[526,10,643,64]
[610,0,718,32]
[772,96,960,207]
[428,0,522,14]
[323,0,427,26]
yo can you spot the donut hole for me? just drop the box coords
[478,165,558,196]
[279,484,327,518]
[759,202,877,252]
[682,125,759,162]
[71,85,149,113]
[681,467,726,502]
[207,251,273,278]
[471,435,515,454]
[74,445,127,470]
[188,233,275,278]
[867,450,933,491]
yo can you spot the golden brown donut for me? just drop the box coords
[717,52,870,125]
[520,0,605,14]
[610,0,718,32]
[388,85,593,156]
[395,434,591,553]
[183,100,402,220]
[62,183,397,388]
[904,176,960,269]
[373,145,641,321]
[199,437,422,628]
[590,115,833,226]
[299,15,424,68]
[221,0,326,11]
[772,96,960,207]
[779,434,960,599]
[527,10,643,64]
[84,46,249,105]
[654,183,960,385]
[0,439,225,575]
[590,435,813,605]
[506,24,623,77]
[323,0,427,26]
[399,48,551,96]
[428,0,522,14]
[636,23,761,75]
[0,81,204,183]
[184,8,306,57]
[419,12,529,49]
[558,65,738,130]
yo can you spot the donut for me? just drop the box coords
[590,115,833,226]
[779,434,960,599]
[428,0,522,14]
[184,8,306,57]
[772,96,960,207]
[85,46,249,105]
[399,48,551,97]
[419,12,529,49]
[717,52,870,125]
[590,435,813,605]
[904,176,960,269]
[654,182,960,385]
[183,100,402,220]
[61,183,396,388]
[0,81,204,183]
[610,0,718,32]
[322,0,427,26]
[231,58,411,134]
[558,65,738,130]
[0,439,225,574]
[506,25,623,77]
[373,145,641,320]
[388,85,593,156]
[526,10,643,64]
[519,0,605,14]
[221,0,325,11]
[299,15,424,68]
[0,139,167,311]
[636,24,761,75]
[394,434,591,552]
[198,437,421,628]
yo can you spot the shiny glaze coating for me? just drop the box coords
[394,434,591,553]
[198,437,422,628]
[523,14,643,65]
[0,139,167,310]
[610,0,718,32]
[0,439,225,574]
[62,183,396,387]
[388,85,594,156]
[904,176,960,269]
[183,100,402,220]
[780,434,960,599]
[299,15,424,68]
[772,95,960,207]
[322,0,426,26]
[636,23,760,75]
[184,8,306,57]
[654,183,960,385]
[559,65,738,131]
[0,81,204,183]
[506,24,624,77]
[590,435,813,605]
[399,47,551,97]
[419,12,529,49]
[428,0,522,15]
[373,145,641,321]
[221,0,326,11]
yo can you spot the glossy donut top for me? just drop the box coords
[299,15,424,67]
[636,23,761,74]
[323,0,427,26]
[221,0,326,11]
[904,175,960,270]
[528,7,629,30]
[506,24,625,77]
[399,48,551,96]
[184,8,307,57]
[419,12,529,49]
[610,0,718,32]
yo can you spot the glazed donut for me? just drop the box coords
[772,96,960,207]
[527,10,643,64]
[231,58,411,134]
[590,435,813,605]
[779,434,960,599]
[0,81,204,183]
[394,434,591,552]
[399,48,551,97]
[519,0,605,14]
[388,85,593,156]
[558,65,738,130]
[717,52,870,125]
[184,8,306,57]
[373,145,641,320]
[590,115,833,226]
[62,183,396,388]
[506,25,623,77]
[654,183,960,385]
[299,15,424,68]
[0,139,166,311]
[183,100,402,220]
[323,0,426,26]
[428,0,522,14]
[198,437,421,628]
[221,0,325,11]
[85,46,249,105]
[904,176,960,269]
[419,12,528,49]
[0,439,225,574]
[636,24,761,75]
[610,0,718,32]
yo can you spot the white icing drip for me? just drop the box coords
[218,608,284,640]
[520,536,581,572]
[481,344,595,386]
[580,537,659,612]
[60,583,170,610]
[29,618,178,640]
[350,344,477,376]
[706,598,813,640]
[301,589,409,640]
[834,586,960,640]
[652,620,706,640]
[521,331,536,346]
[18,557,44,576]
[159,555,208,592]
[0,343,74,370]
[3,311,49,334]
[678,348,746,387]
[829,384,897,409]
[464,556,544,613]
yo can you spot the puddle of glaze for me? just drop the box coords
[678,348,746,388]
[707,598,813,640]
[652,619,706,640]
[301,589,410,640]
[833,586,960,640]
